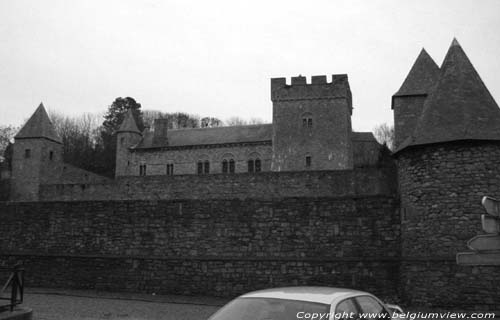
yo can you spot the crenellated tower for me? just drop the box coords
[270,75,353,171]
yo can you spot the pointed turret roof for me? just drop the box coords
[15,103,62,143]
[396,38,500,152]
[393,48,440,102]
[117,109,141,134]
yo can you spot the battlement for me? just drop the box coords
[271,74,351,103]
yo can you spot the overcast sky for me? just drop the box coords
[1,0,499,131]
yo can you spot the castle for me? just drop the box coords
[1,39,500,311]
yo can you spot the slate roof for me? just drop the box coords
[396,39,500,153]
[351,132,377,142]
[117,109,141,134]
[15,103,62,143]
[392,48,440,108]
[135,124,274,149]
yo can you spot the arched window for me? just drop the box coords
[197,161,203,174]
[255,159,261,172]
[221,154,235,174]
[247,152,262,173]
[204,160,210,174]
[222,159,228,173]
[301,112,313,128]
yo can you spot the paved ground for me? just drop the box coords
[22,288,226,320]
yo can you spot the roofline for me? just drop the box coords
[393,138,500,156]
[166,123,273,133]
[14,136,63,144]
[133,140,273,152]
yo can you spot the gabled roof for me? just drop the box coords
[117,109,141,134]
[393,48,440,105]
[15,103,62,143]
[135,124,273,149]
[396,39,500,152]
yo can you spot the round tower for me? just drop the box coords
[394,39,500,310]
[115,109,142,177]
[11,103,63,201]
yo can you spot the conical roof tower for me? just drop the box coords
[117,109,141,134]
[393,48,441,101]
[397,38,500,152]
[15,103,62,143]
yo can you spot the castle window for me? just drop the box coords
[229,159,235,173]
[248,152,262,173]
[24,149,31,158]
[248,160,254,173]
[255,159,261,172]
[302,112,313,128]
[197,161,203,174]
[139,164,147,176]
[166,163,174,176]
[222,159,228,173]
[305,155,312,168]
[49,151,54,160]
[204,160,210,174]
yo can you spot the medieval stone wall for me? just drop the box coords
[126,143,272,176]
[0,196,400,299]
[39,168,396,201]
[397,141,500,311]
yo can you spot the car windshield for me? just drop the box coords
[208,297,331,320]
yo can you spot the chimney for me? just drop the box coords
[153,119,169,145]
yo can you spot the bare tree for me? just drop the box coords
[373,123,395,151]
[0,125,18,162]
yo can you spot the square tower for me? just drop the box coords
[271,75,353,171]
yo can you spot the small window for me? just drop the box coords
[222,159,228,173]
[302,113,313,128]
[120,137,125,145]
[166,163,174,176]
[255,159,261,172]
[305,156,312,168]
[197,161,203,174]
[204,160,210,174]
[248,160,254,173]
[229,159,235,173]
[49,151,54,160]
[24,149,31,158]
[139,164,147,176]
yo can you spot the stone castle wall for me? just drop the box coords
[126,143,273,176]
[397,141,500,311]
[0,196,400,299]
[39,168,396,201]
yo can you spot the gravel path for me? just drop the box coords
[24,292,221,320]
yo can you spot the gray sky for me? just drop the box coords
[1,0,499,131]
